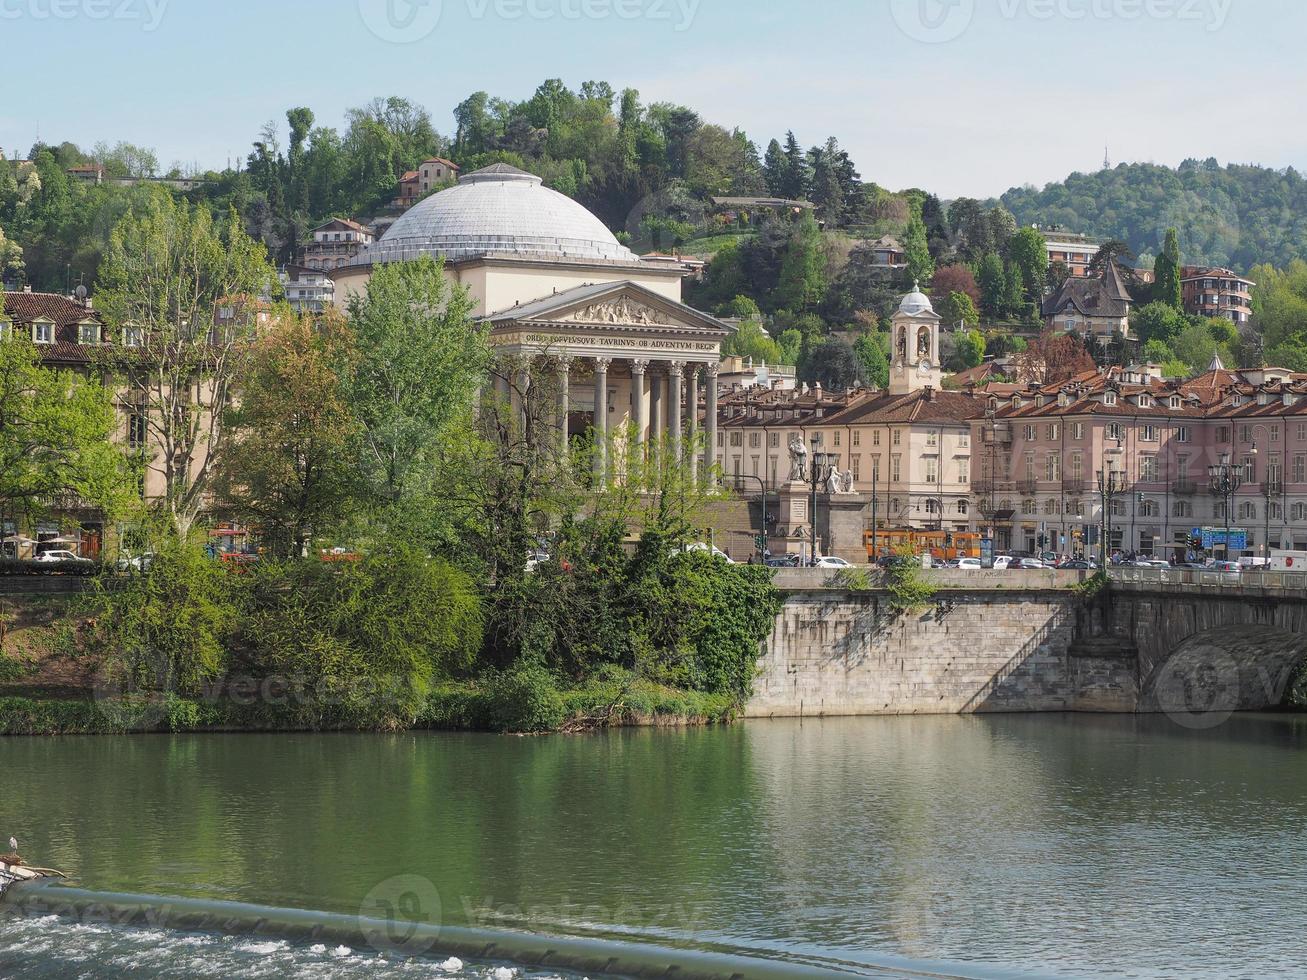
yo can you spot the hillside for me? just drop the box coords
[999,159,1307,272]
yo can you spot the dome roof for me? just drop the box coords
[897,281,935,316]
[362,164,635,265]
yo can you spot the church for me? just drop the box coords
[332,164,733,478]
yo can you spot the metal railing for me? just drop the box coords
[1109,566,1307,592]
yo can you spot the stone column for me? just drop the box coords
[556,356,572,457]
[649,368,663,446]
[630,358,649,449]
[593,356,610,484]
[704,360,719,485]
[668,360,684,465]
[687,365,700,476]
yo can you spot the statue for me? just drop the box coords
[841,469,854,493]
[917,326,931,359]
[787,436,808,482]
[896,328,907,360]
[825,467,841,495]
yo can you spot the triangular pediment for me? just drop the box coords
[488,280,731,337]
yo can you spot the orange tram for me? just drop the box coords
[864,528,983,562]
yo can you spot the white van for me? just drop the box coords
[1268,550,1307,570]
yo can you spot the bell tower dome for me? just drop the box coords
[889,281,942,395]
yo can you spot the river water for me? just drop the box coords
[2,713,1306,978]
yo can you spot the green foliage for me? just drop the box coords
[721,318,784,365]
[773,213,827,313]
[853,332,889,389]
[242,545,485,728]
[0,333,130,524]
[1007,227,1048,310]
[801,337,863,388]
[1152,228,1183,308]
[1132,301,1188,346]
[951,328,986,370]
[884,549,935,616]
[485,660,565,732]
[88,536,240,695]
[1002,159,1307,270]
[938,290,980,329]
[903,212,934,285]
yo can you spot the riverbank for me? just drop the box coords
[0,673,738,736]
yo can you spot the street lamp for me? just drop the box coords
[1096,440,1126,567]
[807,435,836,564]
[1208,452,1243,562]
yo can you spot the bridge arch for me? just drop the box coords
[1140,624,1307,724]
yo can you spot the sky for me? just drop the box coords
[3,0,1306,199]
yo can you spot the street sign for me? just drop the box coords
[1192,526,1248,550]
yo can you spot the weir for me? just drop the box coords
[1,884,880,980]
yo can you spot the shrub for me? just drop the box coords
[486,661,565,732]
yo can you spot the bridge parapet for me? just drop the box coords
[1109,566,1307,599]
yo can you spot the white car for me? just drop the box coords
[683,542,734,563]
[992,555,1014,570]
[813,556,852,568]
[955,558,982,570]
[35,550,84,563]
[524,551,550,572]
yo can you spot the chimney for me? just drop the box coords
[22,285,31,293]
[965,381,977,396]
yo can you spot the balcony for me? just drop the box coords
[1016,478,1038,495]
[1061,478,1086,495]
[1172,480,1198,496]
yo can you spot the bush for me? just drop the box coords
[486,661,565,733]
[242,544,484,729]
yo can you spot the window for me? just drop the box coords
[1270,502,1283,520]
[1069,453,1084,482]
[1271,425,1280,443]
[852,430,861,447]
[873,430,881,446]
[957,460,968,484]
[32,320,53,344]
[1173,500,1192,518]
[1140,455,1158,482]
[1139,499,1158,518]
[749,432,761,449]
[1110,498,1126,517]
[1296,457,1306,483]
[1242,455,1255,481]
[1240,424,1252,443]
[729,432,742,447]
[1044,499,1059,516]
[1217,426,1230,443]
[127,412,147,449]
[1045,453,1061,482]
[716,432,724,448]
[891,455,901,482]
[1046,423,1060,440]
[1239,501,1257,520]
[926,431,937,447]
[925,459,938,484]
[1142,424,1157,442]
[956,500,968,516]
[1176,425,1190,443]
[833,431,841,447]
[1022,499,1036,515]
[959,432,969,449]
[1298,424,1307,442]
[852,456,860,481]
[1104,391,1117,406]
[893,429,901,446]
[1107,422,1122,441]
[1295,503,1307,522]
[1069,499,1084,516]
[768,432,779,448]
[1024,424,1036,441]
[1024,452,1036,480]
[1071,422,1085,440]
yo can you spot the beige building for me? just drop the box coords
[334,163,732,479]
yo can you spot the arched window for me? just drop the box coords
[1172,500,1192,519]
[1044,499,1059,515]
[1022,498,1036,515]
[1239,501,1257,520]
[1294,503,1307,522]
[925,498,940,515]
[1270,502,1283,520]
[1139,499,1158,518]
[1110,498,1126,517]
[890,497,901,514]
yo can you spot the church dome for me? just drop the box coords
[362,164,635,265]
[898,281,935,316]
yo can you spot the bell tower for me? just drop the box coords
[889,281,943,395]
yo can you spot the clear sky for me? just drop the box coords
[3,0,1305,199]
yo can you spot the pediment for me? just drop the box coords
[489,280,731,337]
[560,296,671,327]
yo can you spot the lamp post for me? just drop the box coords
[807,435,836,564]
[1096,439,1125,567]
[1208,451,1243,561]
[1129,490,1142,557]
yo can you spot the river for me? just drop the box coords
[2,713,1306,978]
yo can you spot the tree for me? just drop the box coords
[1153,227,1183,308]
[800,337,862,388]
[777,328,803,365]
[951,328,986,370]
[1089,240,1137,277]
[1007,226,1048,308]
[1131,301,1187,346]
[212,311,357,558]
[852,333,889,388]
[938,291,980,329]
[721,320,783,365]
[340,255,488,518]
[762,139,786,197]
[902,213,934,286]
[0,330,128,525]
[772,213,826,313]
[96,192,277,537]
[1015,329,1096,384]
[931,264,980,306]
[976,252,1007,320]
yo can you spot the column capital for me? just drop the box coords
[557,355,574,373]
[667,359,686,379]
[593,355,612,372]
[703,360,721,378]
[630,358,650,375]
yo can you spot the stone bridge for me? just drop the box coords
[745,569,1307,719]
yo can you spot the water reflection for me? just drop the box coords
[3,714,1306,977]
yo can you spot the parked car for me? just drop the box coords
[1133,559,1170,569]
[1059,559,1095,570]
[115,552,156,573]
[955,558,982,570]
[813,556,852,569]
[876,554,917,570]
[524,550,550,573]
[34,550,85,563]
[765,555,800,568]
[683,542,734,563]
[1014,557,1047,569]
[991,555,1014,570]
